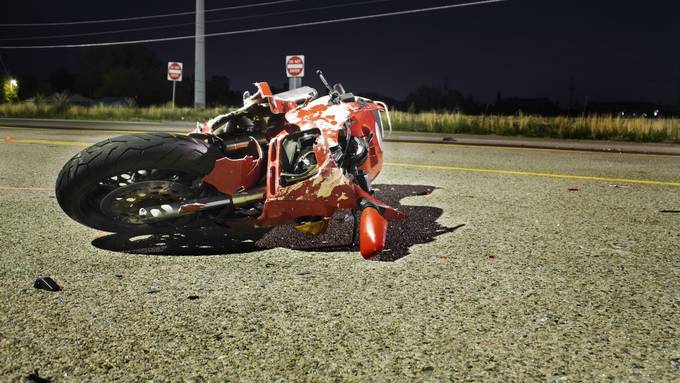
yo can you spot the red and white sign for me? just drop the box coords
[286,55,305,78]
[167,62,183,82]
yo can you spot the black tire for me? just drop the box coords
[55,132,224,232]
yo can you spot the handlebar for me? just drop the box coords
[316,70,333,93]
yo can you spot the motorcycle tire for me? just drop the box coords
[55,132,224,233]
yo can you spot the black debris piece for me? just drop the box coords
[187,295,200,300]
[25,369,52,383]
[660,210,680,213]
[145,287,161,294]
[33,277,61,292]
[442,137,455,142]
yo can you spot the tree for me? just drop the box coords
[2,76,19,103]
[49,67,75,92]
[76,46,168,105]
[17,73,38,100]
[206,75,241,106]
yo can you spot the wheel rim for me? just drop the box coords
[100,180,193,225]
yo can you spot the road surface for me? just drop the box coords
[0,124,679,381]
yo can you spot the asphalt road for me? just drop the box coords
[0,125,679,382]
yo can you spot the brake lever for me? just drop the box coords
[316,70,333,93]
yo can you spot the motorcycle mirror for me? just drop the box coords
[333,83,346,95]
[316,70,333,92]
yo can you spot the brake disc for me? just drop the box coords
[100,181,191,224]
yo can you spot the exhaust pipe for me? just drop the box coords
[138,188,265,221]
[178,189,265,215]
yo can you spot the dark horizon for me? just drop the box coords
[2,0,679,106]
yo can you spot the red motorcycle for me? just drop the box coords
[56,71,405,259]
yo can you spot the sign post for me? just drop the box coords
[167,62,183,109]
[286,55,304,90]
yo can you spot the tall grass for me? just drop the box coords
[1,102,679,143]
[390,111,680,143]
[0,102,227,122]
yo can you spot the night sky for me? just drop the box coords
[1,0,679,105]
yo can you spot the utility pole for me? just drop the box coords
[194,0,206,108]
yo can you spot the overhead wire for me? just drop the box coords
[0,0,393,42]
[0,0,507,49]
[0,0,303,27]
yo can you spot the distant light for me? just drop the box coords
[653,109,659,117]
[9,79,18,87]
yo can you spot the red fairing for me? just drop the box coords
[353,185,406,221]
[256,131,358,227]
[359,207,387,259]
[202,137,264,195]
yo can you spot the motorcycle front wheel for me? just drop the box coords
[55,132,224,233]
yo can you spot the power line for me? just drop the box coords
[0,0,303,27]
[0,0,507,49]
[0,0,393,42]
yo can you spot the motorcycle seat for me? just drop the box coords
[272,86,317,105]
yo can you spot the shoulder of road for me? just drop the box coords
[1,117,678,156]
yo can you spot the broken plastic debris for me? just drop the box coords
[660,210,680,214]
[608,184,629,188]
[24,369,51,383]
[567,188,580,192]
[488,255,497,260]
[33,277,61,292]
[187,295,200,300]
[438,256,449,260]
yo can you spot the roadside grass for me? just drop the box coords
[1,102,679,143]
[390,111,680,143]
[0,102,226,122]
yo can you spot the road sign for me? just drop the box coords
[286,55,304,78]
[167,62,183,82]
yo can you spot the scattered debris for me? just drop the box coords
[567,188,580,192]
[488,255,497,260]
[4,135,14,144]
[421,366,435,374]
[114,274,123,279]
[438,256,449,260]
[33,277,61,292]
[660,210,680,214]
[187,295,200,300]
[608,184,629,188]
[264,263,276,268]
[442,137,455,142]
[24,369,51,383]
[296,271,311,276]
[145,287,161,294]
[671,358,680,370]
